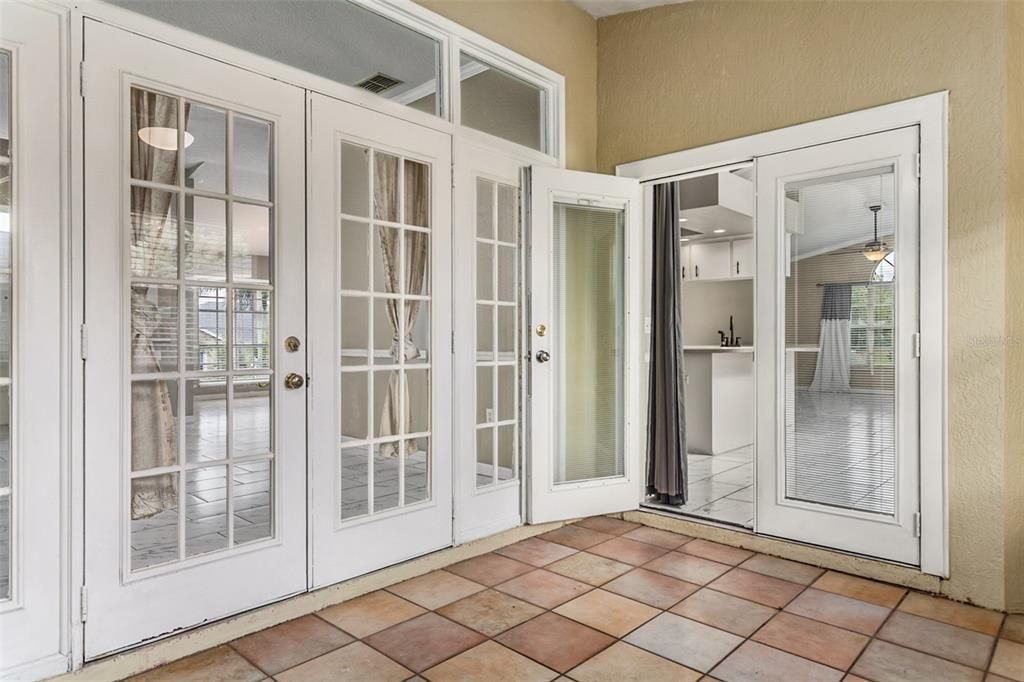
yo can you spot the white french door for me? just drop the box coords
[754,127,921,565]
[526,167,643,523]
[0,3,66,677]
[308,93,452,587]
[83,22,307,656]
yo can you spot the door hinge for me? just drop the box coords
[912,332,921,358]
[80,324,88,361]
[79,61,86,99]
[451,163,456,190]
[915,152,921,179]
[913,512,922,538]
[80,585,88,622]
[451,330,455,354]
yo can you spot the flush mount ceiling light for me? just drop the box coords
[680,237,690,242]
[712,228,726,234]
[679,217,688,223]
[138,127,195,151]
[862,204,890,262]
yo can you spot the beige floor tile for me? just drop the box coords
[547,552,633,586]
[899,592,1005,636]
[671,587,777,637]
[363,612,486,673]
[644,552,732,585]
[387,569,485,609]
[812,570,907,608]
[422,640,557,682]
[712,640,843,682]
[679,539,754,566]
[622,526,693,550]
[707,568,805,608]
[128,645,264,682]
[753,611,869,671]
[602,567,701,609]
[624,612,743,673]
[436,589,544,637]
[496,537,578,567]
[568,641,702,682]
[588,537,670,566]
[785,588,891,636]
[554,589,660,637]
[1004,616,1024,644]
[275,642,410,682]
[496,612,615,674]
[990,639,1024,681]
[851,640,984,682]
[878,611,995,669]
[495,568,592,609]
[446,552,535,586]
[318,590,425,638]
[575,516,641,536]
[739,554,824,586]
[539,525,616,550]
[229,615,353,676]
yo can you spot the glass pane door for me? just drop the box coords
[127,87,276,570]
[338,146,434,519]
[552,203,625,484]
[754,126,920,565]
[526,167,641,524]
[784,167,897,515]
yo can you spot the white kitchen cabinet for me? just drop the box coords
[690,241,732,280]
[732,237,754,278]
[680,244,692,281]
[684,348,755,454]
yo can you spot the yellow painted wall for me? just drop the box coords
[596,0,1012,610]
[416,0,598,171]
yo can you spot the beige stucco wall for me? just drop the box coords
[1006,0,1024,613]
[597,0,1013,610]
[416,0,598,171]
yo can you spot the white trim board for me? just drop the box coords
[618,92,949,578]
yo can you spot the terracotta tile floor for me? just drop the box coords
[129,518,1022,682]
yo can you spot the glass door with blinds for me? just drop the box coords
[526,167,642,523]
[82,21,308,657]
[307,92,452,587]
[754,126,921,565]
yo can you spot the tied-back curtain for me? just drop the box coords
[130,90,182,519]
[810,283,852,392]
[376,159,429,456]
[646,182,687,505]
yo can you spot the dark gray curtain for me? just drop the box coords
[646,182,687,504]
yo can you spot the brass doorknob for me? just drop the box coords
[284,372,305,389]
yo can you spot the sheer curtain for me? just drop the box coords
[646,182,687,505]
[376,158,429,456]
[130,90,181,519]
[810,283,852,392]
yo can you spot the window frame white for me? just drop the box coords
[617,93,949,578]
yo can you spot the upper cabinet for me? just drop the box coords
[733,237,754,277]
[690,241,733,281]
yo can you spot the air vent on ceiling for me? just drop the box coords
[355,73,403,94]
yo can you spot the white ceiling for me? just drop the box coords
[570,0,690,18]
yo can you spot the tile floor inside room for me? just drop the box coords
[644,390,898,529]
[129,516,1024,682]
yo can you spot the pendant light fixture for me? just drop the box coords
[862,175,890,262]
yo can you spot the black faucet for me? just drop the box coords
[718,330,727,347]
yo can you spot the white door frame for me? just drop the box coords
[617,92,949,577]
[0,2,73,679]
